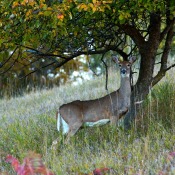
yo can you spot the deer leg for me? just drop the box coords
[110,115,119,125]
[110,107,129,126]
[52,124,80,147]
[118,107,128,119]
[65,121,83,143]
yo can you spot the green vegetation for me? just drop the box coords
[1,0,175,108]
[0,70,175,174]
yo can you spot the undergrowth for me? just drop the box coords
[0,70,175,174]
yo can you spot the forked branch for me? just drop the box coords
[0,47,20,75]
[152,23,175,86]
[0,46,18,69]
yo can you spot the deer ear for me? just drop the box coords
[112,55,119,63]
[128,56,136,63]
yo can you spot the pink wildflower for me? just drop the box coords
[93,167,110,175]
[6,152,54,175]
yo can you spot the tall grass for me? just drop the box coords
[0,69,175,174]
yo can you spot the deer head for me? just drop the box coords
[112,56,136,78]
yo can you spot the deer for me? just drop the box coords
[53,55,136,144]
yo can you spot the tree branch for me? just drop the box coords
[152,63,175,86]
[160,0,175,41]
[0,46,18,68]
[160,18,175,42]
[119,24,145,50]
[152,23,175,86]
[19,61,57,79]
[0,47,20,75]
[166,63,175,71]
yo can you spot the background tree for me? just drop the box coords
[0,0,175,128]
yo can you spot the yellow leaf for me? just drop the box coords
[102,0,112,4]
[77,3,88,11]
[105,5,111,10]
[69,12,72,19]
[23,0,36,6]
[28,0,35,6]
[12,1,19,8]
[99,7,105,12]
[89,3,98,12]
[42,4,47,10]
[74,31,77,36]
[26,10,32,17]
[93,0,97,4]
[21,1,26,6]
[89,3,94,9]
[77,4,81,10]
[47,7,52,11]
[81,4,88,10]
[92,6,97,13]
[38,11,44,15]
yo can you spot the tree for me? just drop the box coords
[0,0,175,128]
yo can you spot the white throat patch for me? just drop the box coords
[121,73,130,78]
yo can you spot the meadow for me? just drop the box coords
[0,68,175,175]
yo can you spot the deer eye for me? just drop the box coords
[127,64,130,67]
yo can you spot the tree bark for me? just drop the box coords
[123,13,162,129]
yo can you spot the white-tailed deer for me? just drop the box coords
[55,56,136,142]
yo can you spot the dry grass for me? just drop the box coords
[0,68,175,174]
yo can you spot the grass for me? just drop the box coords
[0,69,175,174]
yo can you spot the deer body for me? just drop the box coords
[55,56,136,141]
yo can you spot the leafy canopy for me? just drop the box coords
[0,0,175,80]
[1,0,173,55]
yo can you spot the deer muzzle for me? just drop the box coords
[121,69,127,74]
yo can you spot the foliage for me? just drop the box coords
[5,152,111,175]
[1,0,174,54]
[6,152,55,175]
[3,151,175,174]
[1,0,173,58]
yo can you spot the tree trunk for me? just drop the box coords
[124,53,155,129]
[123,13,161,129]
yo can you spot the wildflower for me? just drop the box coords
[6,152,54,175]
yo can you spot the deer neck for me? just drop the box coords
[118,76,131,98]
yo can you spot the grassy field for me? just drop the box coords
[0,69,175,175]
